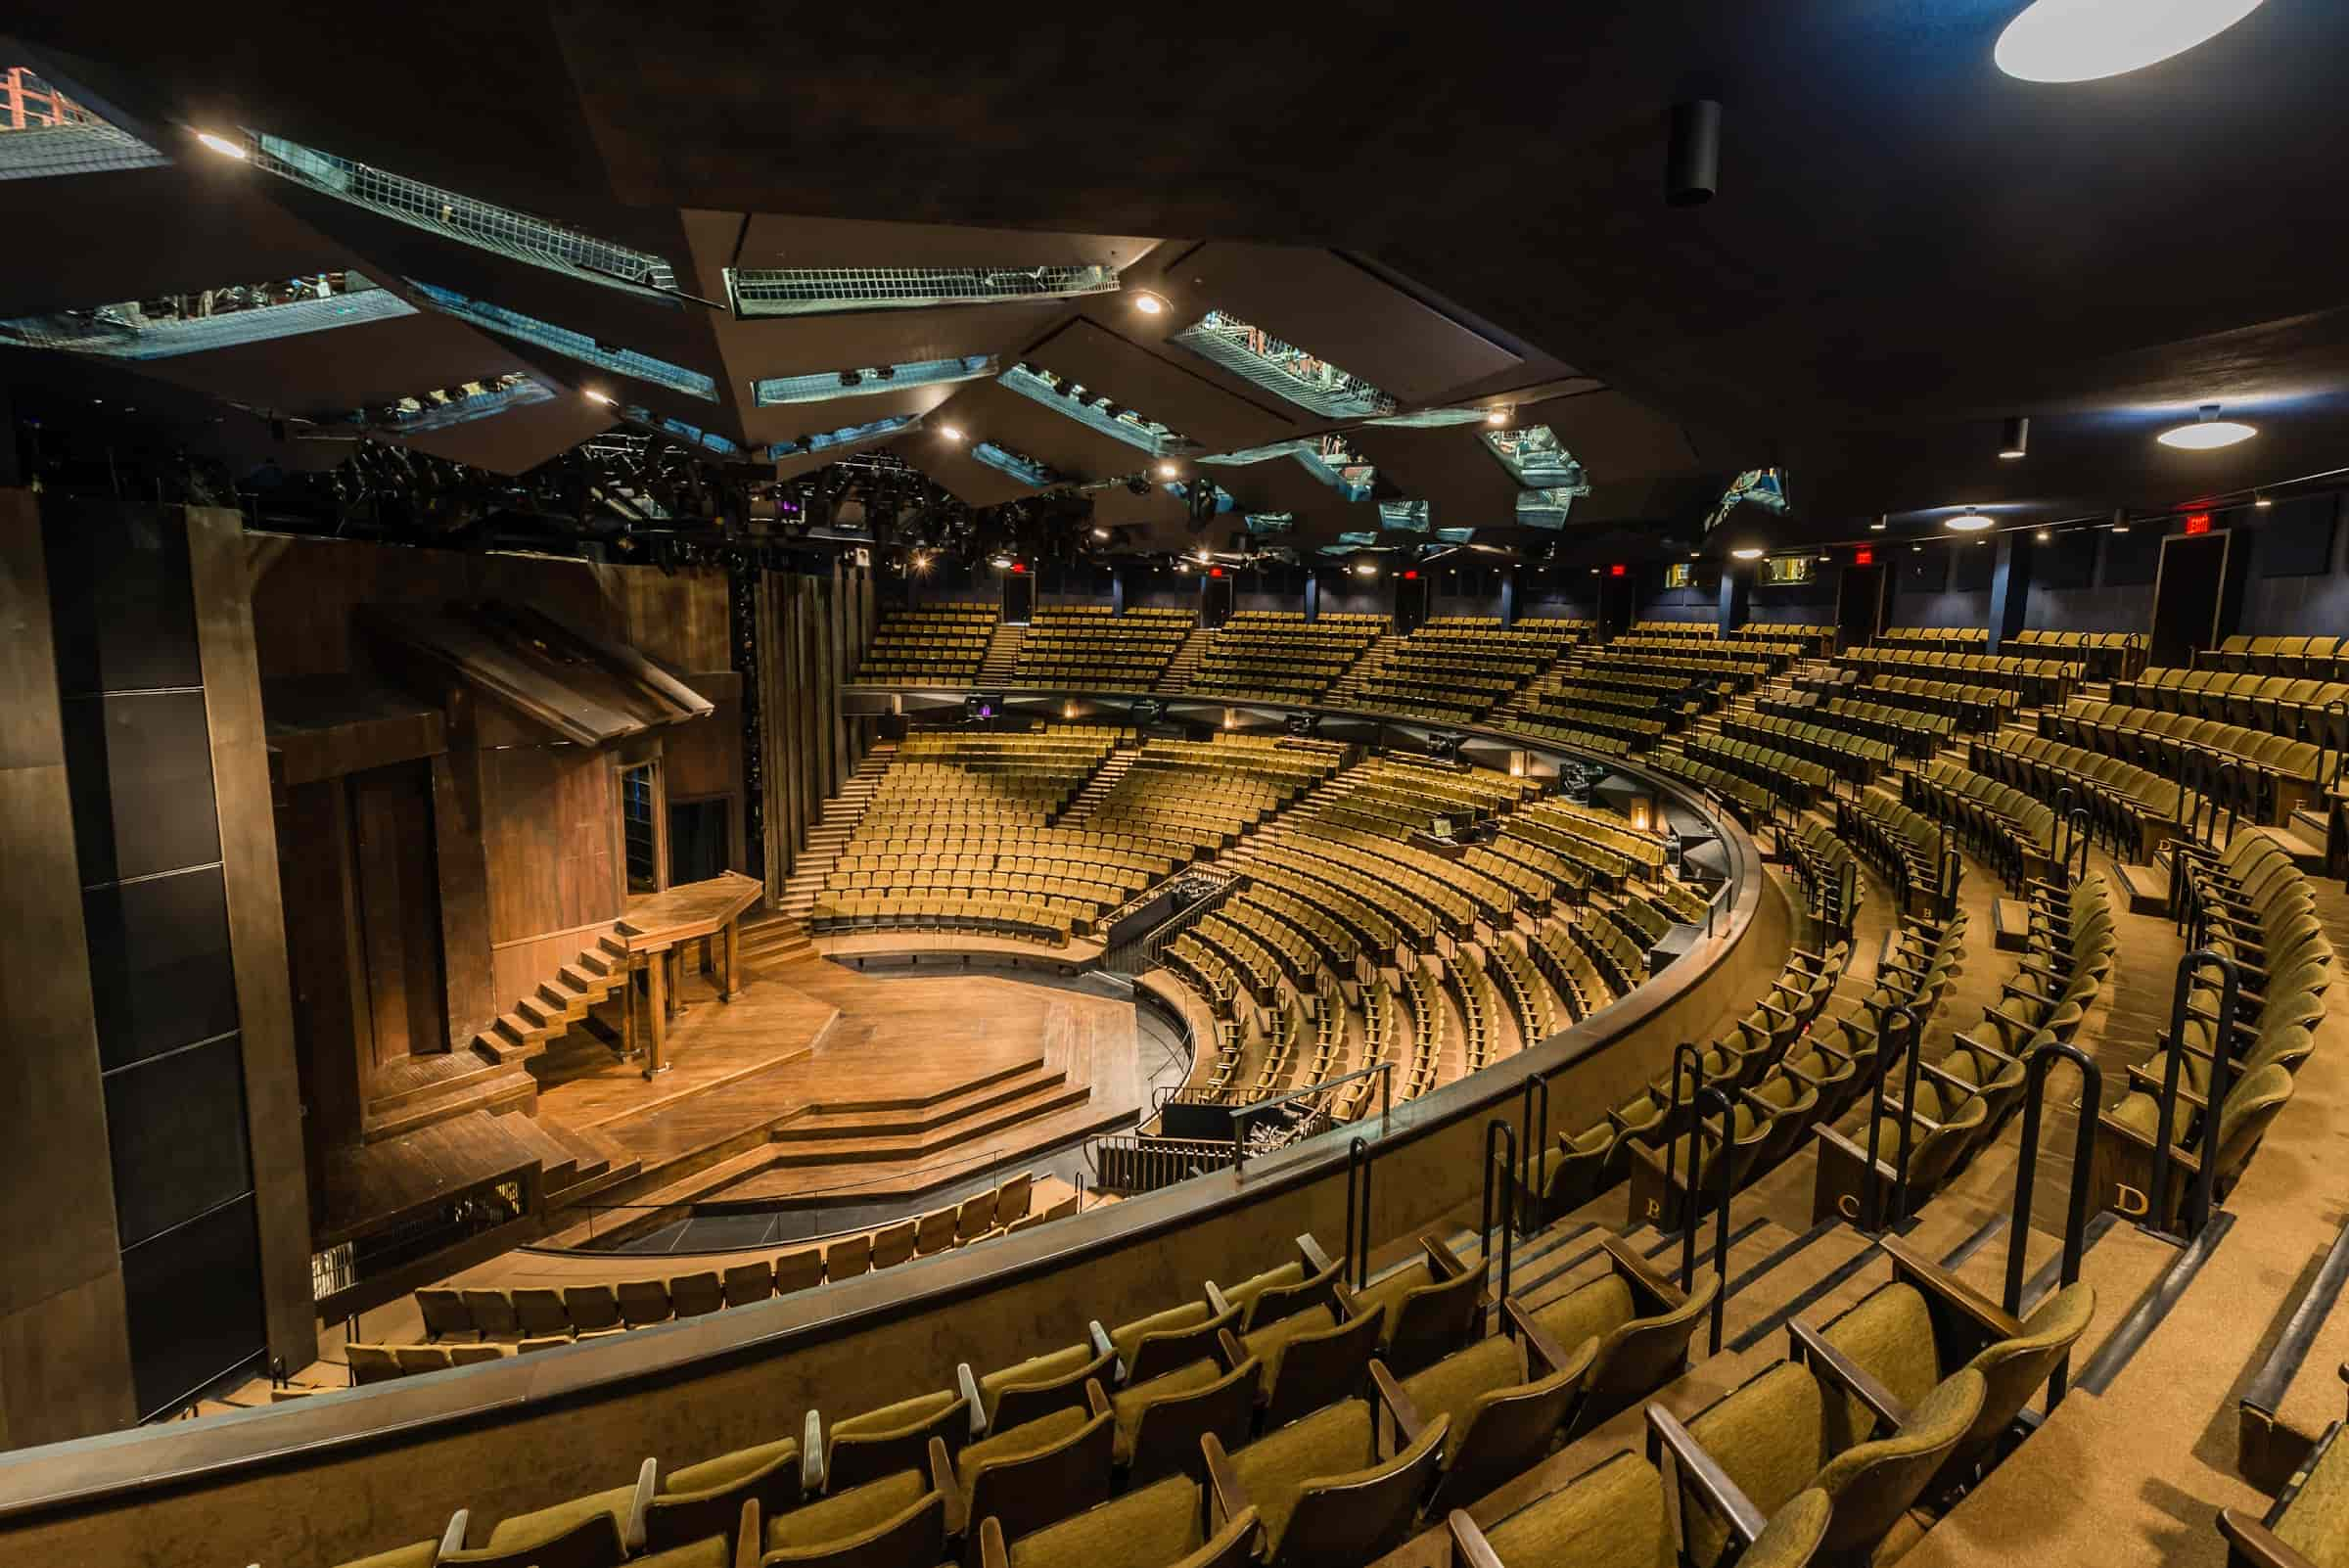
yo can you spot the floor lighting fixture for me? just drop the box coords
[1996,0,2265,83]
[2157,402,2257,449]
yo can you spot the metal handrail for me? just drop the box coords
[1693,1084,1735,1356]
[1516,1073,1550,1235]
[2064,807,2092,885]
[1661,1041,1704,1202]
[1482,1120,1518,1336]
[1860,1004,1922,1232]
[2001,1042,2103,1410]
[1229,1059,1395,1179]
[2144,948,2240,1241]
[1344,1136,1373,1292]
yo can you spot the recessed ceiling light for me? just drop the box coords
[2035,529,2051,541]
[1354,562,1379,577]
[194,130,249,160]
[1157,461,1180,478]
[2110,523,2132,533]
[1999,415,2029,460]
[1946,512,1995,532]
[1091,527,1111,540]
[1730,546,1765,561]
[1817,552,1833,562]
[2158,402,2257,449]
[1996,0,2265,84]
[1484,409,1510,427]
[2254,490,2274,509]
[1129,292,1166,316]
[939,425,964,441]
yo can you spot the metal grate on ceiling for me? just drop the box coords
[0,275,413,359]
[724,263,1120,318]
[407,280,716,399]
[998,362,1194,455]
[251,132,681,298]
[1515,484,1589,530]
[1368,406,1497,429]
[751,354,994,406]
[972,441,1057,486]
[767,413,922,459]
[1172,310,1397,419]
[1377,499,1431,532]
[623,407,741,455]
[1480,425,1585,488]
[0,119,169,181]
[360,374,554,434]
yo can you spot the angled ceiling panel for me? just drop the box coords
[1175,244,1522,406]
[123,311,538,417]
[924,380,1161,488]
[1020,317,1301,453]
[1517,388,1704,482]
[1348,425,1524,530]
[734,213,1159,275]
[392,391,619,473]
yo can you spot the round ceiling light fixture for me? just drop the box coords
[1995,0,2266,84]
[2157,402,2257,449]
[938,424,964,441]
[1945,511,1996,532]
[194,130,250,160]
[1729,546,1765,561]
[1129,291,1167,316]
[1156,460,1180,479]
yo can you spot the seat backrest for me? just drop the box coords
[644,1437,803,1553]
[1812,1369,1985,1555]
[724,1259,778,1308]
[957,1193,998,1244]
[827,1232,873,1280]
[1263,1309,1386,1430]
[1476,1449,1671,1568]
[826,1390,969,1494]
[870,1221,918,1269]
[438,1509,625,1568]
[616,1279,672,1326]
[1124,1358,1261,1492]
[760,1474,945,1568]
[448,1344,506,1367]
[462,1288,520,1336]
[1424,1338,1593,1513]
[669,1270,725,1317]
[392,1345,450,1376]
[563,1284,622,1332]
[1587,1270,1722,1426]
[1381,1260,1491,1377]
[2210,1064,2296,1181]
[1267,1413,1449,1568]
[416,1287,473,1339]
[1957,1283,2095,1461]
[509,1288,570,1337]
[993,1173,1035,1227]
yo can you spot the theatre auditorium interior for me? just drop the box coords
[7,9,2349,1568]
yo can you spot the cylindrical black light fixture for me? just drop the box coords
[1667,100,1721,207]
[1999,415,2030,460]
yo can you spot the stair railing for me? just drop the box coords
[1678,1084,1736,1356]
[1516,1072,1550,1236]
[1861,1004,1925,1232]
[1482,1120,1518,1337]
[1661,1041,1704,1202]
[2000,1042,2102,1410]
[2143,948,2240,1243]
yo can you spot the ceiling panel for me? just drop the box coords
[1019,317,1300,453]
[1176,244,1522,406]
[1349,426,1523,530]
[393,393,618,473]
[123,311,534,419]
[733,213,1160,275]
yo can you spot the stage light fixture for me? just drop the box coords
[583,390,616,405]
[1130,291,1167,316]
[1996,0,2265,83]
[1729,546,1764,560]
[2036,529,2051,541]
[1354,561,1379,577]
[1666,99,1721,207]
[1157,461,1180,478]
[195,130,249,160]
[1092,526,1111,540]
[2158,403,2256,449]
[2254,490,2274,509]
[839,370,863,388]
[1484,408,1510,426]
[1999,416,2029,459]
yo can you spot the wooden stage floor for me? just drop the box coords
[527,948,1148,1246]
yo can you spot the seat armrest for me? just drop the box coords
[439,1510,470,1559]
[1203,1279,1232,1319]
[1218,1326,1252,1388]
[1916,1061,1977,1096]
[1447,1510,1510,1568]
[1422,1232,1469,1280]
[1598,1233,1686,1314]
[1298,1232,1340,1277]
[624,1455,657,1552]
[1876,1234,2025,1343]
[928,1436,964,1536]
[979,1515,1012,1568]
[2126,1063,2208,1109]
[1085,1377,1111,1419]
[957,1361,987,1440]
[1951,1032,2021,1067]
[1202,1432,1251,1529]
[2218,1507,2322,1568]
[802,1409,824,1494]
[1087,1318,1117,1374]
[733,1500,763,1568]
[1367,1359,1425,1448]
[1644,1405,1770,1549]
[1787,1320,1911,1437]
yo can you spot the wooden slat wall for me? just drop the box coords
[754,562,874,902]
[478,747,623,945]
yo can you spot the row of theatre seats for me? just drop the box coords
[346,1177,1077,1384]
[1332,619,1589,724]
[2113,666,2349,749]
[1181,612,1389,704]
[1011,606,1195,690]
[1870,626,2144,680]
[2040,699,2332,825]
[851,602,998,686]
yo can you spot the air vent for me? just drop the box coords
[725,263,1120,318]
[1172,309,1397,418]
[0,273,411,359]
[752,355,994,406]
[408,281,716,400]
[250,133,680,297]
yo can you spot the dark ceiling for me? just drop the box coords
[6,1,2345,560]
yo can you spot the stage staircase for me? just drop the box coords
[468,923,634,1067]
[978,623,1026,684]
[769,741,896,925]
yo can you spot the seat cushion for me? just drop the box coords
[832,1388,956,1442]
[1110,1301,1212,1372]
[1484,1451,1668,1568]
[1007,1475,1201,1568]
[953,1405,1090,1496]
[1819,1284,1941,1442]
[1228,1400,1373,1555]
[332,1544,439,1568]
[1221,1262,1303,1319]
[767,1470,931,1551]
[665,1434,798,1496]
[1400,1334,1525,1462]
[484,1482,636,1550]
[1239,1304,1337,1386]
[1110,1359,1223,1463]
[1531,1273,1636,1363]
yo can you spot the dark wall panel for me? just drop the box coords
[40,504,203,696]
[59,691,222,887]
[81,865,239,1072]
[2104,530,2161,586]
[119,1198,264,1418]
[102,1034,253,1250]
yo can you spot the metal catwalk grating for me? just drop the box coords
[407,280,717,399]
[997,362,1194,455]
[725,262,1120,317]
[370,376,555,434]
[1480,425,1586,488]
[1171,310,1397,418]
[0,282,414,359]
[973,441,1057,486]
[751,355,993,406]
[767,414,922,459]
[0,120,169,181]
[1368,406,1497,428]
[251,132,680,297]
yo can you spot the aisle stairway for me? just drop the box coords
[1057,747,1138,825]
[769,742,895,924]
[1154,625,1213,692]
[1321,632,1401,707]
[977,623,1025,684]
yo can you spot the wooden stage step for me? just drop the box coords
[761,1075,1089,1165]
[362,1060,536,1143]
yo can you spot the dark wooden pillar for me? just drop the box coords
[1718,563,1752,636]
[431,748,498,1049]
[0,487,140,1447]
[185,508,319,1375]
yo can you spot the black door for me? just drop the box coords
[2150,532,2229,669]
[668,798,729,885]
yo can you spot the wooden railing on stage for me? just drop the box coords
[616,871,764,1075]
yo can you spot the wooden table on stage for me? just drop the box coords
[618,871,765,1079]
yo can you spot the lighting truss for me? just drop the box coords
[407,280,717,400]
[768,414,923,460]
[972,441,1057,487]
[1171,309,1397,418]
[724,262,1121,318]
[0,273,413,359]
[1378,499,1431,533]
[351,373,554,435]
[1479,424,1586,488]
[997,362,1196,455]
[622,407,742,456]
[751,355,994,406]
[249,132,682,298]
[1367,406,1496,429]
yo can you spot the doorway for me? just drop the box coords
[1837,564,1886,651]
[1001,572,1036,624]
[346,761,447,1058]
[1393,574,1429,634]
[622,760,663,895]
[668,797,730,885]
[2150,531,2234,669]
[1199,573,1235,628]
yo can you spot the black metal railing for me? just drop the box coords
[1230,1059,1394,1178]
[1482,1120,1517,1334]
[1676,1084,1736,1357]
[1515,1072,1550,1235]
[1860,1004,1924,1231]
[2002,1042,2101,1409]
[2144,948,2240,1242]
[1344,1135,1373,1292]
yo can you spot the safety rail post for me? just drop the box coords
[1700,1084,1734,1355]
[2001,1042,2103,1409]
[1482,1120,1518,1337]
[2067,807,2092,884]
[2055,786,2076,867]
[1345,1136,1372,1292]
[2143,948,2239,1242]
[1886,1004,1926,1226]
[2326,698,2348,791]
[1662,1042,1703,1203]
[1517,1073,1550,1235]
[1859,1004,1918,1233]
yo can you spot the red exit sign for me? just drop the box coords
[1609,563,1628,577]
[1854,547,1875,566]
[2183,513,2212,535]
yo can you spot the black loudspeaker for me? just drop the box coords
[1667,100,1721,207]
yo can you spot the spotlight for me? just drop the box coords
[939,425,964,441]
[1092,527,1111,540]
[1999,416,2030,459]
[1130,291,1167,316]
[1666,99,1721,208]
[1157,461,1180,479]
[1945,512,1995,532]
[195,130,250,160]
[1125,474,1151,495]
[583,390,616,405]
[872,365,896,381]
[1484,408,1510,427]
[2035,529,2051,541]
[2158,403,2256,450]
[839,370,863,388]
[2254,490,2274,509]
[1729,546,1765,561]
[1996,0,2266,84]
[1869,515,1888,531]
[1354,561,1379,578]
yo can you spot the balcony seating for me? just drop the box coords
[978,1475,1257,1568]
[1200,1398,1450,1568]
[2220,1412,2349,1568]
[852,602,999,686]
[1011,607,1194,691]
